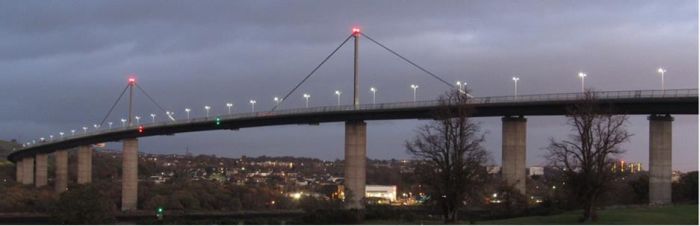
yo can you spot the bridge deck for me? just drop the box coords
[8,89,698,162]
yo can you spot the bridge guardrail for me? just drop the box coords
[18,89,697,150]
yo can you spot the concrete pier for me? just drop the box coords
[502,116,527,194]
[21,157,34,185]
[121,138,138,211]
[649,114,673,205]
[77,145,92,184]
[344,121,367,209]
[15,159,23,184]
[55,149,68,193]
[35,153,48,187]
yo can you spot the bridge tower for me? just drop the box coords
[122,76,139,211]
[648,114,673,205]
[344,27,367,210]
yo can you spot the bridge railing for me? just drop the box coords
[19,89,697,150]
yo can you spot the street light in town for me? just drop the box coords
[410,84,419,102]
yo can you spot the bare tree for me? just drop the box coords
[405,90,489,223]
[546,91,631,222]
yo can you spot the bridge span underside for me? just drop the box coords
[7,89,698,209]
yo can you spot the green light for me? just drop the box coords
[157,207,164,213]
[215,117,221,125]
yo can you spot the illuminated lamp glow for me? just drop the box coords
[352,27,360,34]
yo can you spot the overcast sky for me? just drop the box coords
[0,1,697,171]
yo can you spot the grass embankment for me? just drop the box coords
[366,204,698,225]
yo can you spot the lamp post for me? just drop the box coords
[82,126,88,134]
[512,77,519,98]
[71,130,76,136]
[410,84,419,102]
[249,100,256,112]
[274,97,281,106]
[456,81,465,93]
[121,119,127,127]
[303,93,311,108]
[134,116,141,125]
[59,132,64,139]
[49,135,53,141]
[150,113,156,123]
[657,67,666,90]
[369,87,377,104]
[334,90,342,106]
[108,122,113,129]
[226,103,233,115]
[578,72,587,92]
[204,106,211,118]
[185,108,191,120]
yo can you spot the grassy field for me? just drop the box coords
[366,204,698,225]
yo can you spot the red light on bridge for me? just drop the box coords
[138,125,144,133]
[128,75,137,85]
[352,27,361,35]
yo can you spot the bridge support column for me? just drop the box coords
[15,159,23,183]
[35,153,48,187]
[502,116,527,194]
[344,121,366,209]
[122,138,138,211]
[21,157,34,185]
[77,145,92,184]
[55,150,68,193]
[649,114,673,205]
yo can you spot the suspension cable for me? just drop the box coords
[98,84,129,127]
[136,84,175,121]
[271,34,354,111]
[361,32,458,91]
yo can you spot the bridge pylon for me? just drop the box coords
[344,27,367,210]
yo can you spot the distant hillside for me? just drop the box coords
[0,140,20,161]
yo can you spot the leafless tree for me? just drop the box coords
[546,90,631,222]
[405,90,489,223]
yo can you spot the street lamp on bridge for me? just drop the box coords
[657,67,666,91]
[150,113,156,123]
[82,126,88,134]
[335,90,342,106]
[274,97,281,106]
[59,132,64,139]
[204,106,211,118]
[226,103,234,115]
[134,116,141,125]
[185,108,191,120]
[108,122,113,129]
[303,93,311,108]
[512,77,520,98]
[71,130,75,136]
[578,72,587,92]
[369,87,377,104]
[456,81,466,93]
[121,118,127,127]
[249,100,256,112]
[410,84,419,102]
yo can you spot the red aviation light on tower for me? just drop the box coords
[352,27,361,36]
[128,75,137,85]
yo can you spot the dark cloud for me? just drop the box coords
[0,0,697,171]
